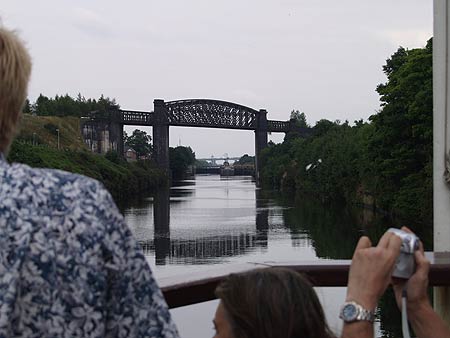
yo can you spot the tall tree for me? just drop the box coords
[169,146,196,178]
[290,110,309,128]
[368,39,433,220]
[125,129,152,158]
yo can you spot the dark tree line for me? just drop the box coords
[24,93,120,117]
[260,39,433,225]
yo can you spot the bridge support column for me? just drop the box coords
[153,99,170,174]
[81,117,123,155]
[255,109,268,186]
[110,110,124,156]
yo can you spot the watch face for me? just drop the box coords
[342,303,358,321]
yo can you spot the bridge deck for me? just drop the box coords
[116,109,292,132]
[160,252,450,308]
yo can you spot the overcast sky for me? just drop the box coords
[2,1,432,158]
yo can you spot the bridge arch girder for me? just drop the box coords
[117,100,291,133]
[165,99,259,130]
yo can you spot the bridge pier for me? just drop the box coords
[81,114,123,155]
[153,99,170,174]
[110,110,124,156]
[255,109,268,185]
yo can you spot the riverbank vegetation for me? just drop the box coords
[261,39,433,225]
[9,114,165,202]
[170,146,196,178]
[235,154,255,165]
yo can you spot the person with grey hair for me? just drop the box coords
[0,26,179,338]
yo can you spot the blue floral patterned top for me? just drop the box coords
[0,156,179,338]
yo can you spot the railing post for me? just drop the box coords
[254,109,268,186]
[153,99,170,175]
[433,0,450,324]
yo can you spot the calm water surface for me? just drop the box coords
[123,174,403,338]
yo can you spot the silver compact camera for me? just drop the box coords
[387,228,420,279]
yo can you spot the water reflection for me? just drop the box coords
[124,176,397,265]
[282,196,363,259]
[132,176,270,265]
[141,233,264,265]
[122,174,430,338]
[154,185,170,265]
[255,188,269,247]
[124,176,429,266]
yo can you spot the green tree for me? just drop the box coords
[195,159,210,167]
[34,94,53,115]
[170,146,196,178]
[236,154,254,165]
[125,129,152,158]
[285,110,312,142]
[368,39,433,222]
[97,94,120,112]
[259,38,433,225]
[31,93,121,117]
[290,110,309,128]
[313,119,336,137]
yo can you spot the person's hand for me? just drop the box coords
[346,232,402,310]
[391,227,431,316]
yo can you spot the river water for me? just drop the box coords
[122,174,406,338]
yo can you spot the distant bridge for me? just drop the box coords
[197,157,240,162]
[81,99,309,182]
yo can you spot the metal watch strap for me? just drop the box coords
[356,307,375,322]
[340,301,375,323]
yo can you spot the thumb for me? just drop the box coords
[414,249,430,278]
[355,236,372,251]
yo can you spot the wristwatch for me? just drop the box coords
[339,301,375,323]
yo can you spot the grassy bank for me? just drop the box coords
[17,114,86,150]
[8,115,166,202]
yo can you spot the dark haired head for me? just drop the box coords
[214,268,336,338]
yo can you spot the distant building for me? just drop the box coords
[124,147,137,162]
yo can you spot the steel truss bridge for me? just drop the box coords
[81,99,309,183]
[118,99,291,132]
